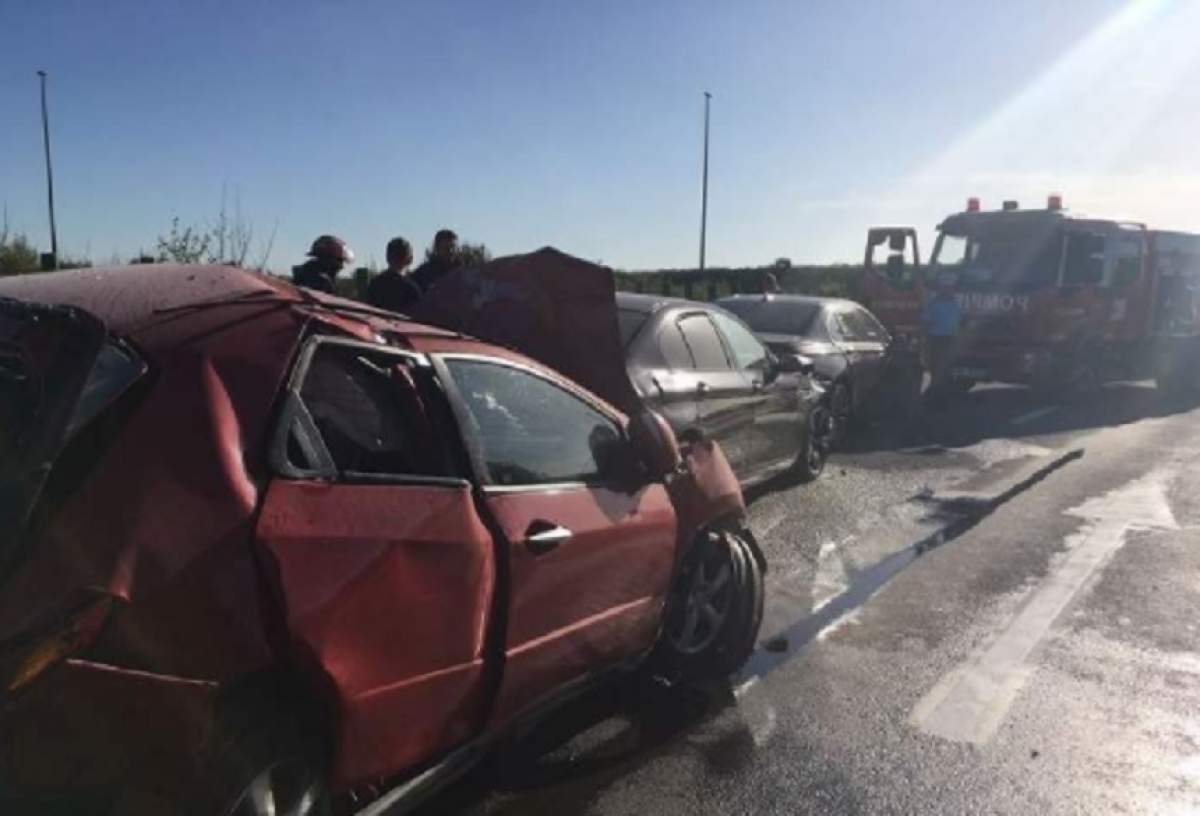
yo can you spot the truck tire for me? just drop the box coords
[652,526,765,681]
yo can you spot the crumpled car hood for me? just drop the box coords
[408,247,642,415]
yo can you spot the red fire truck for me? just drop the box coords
[862,196,1200,394]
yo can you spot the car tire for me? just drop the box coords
[652,526,765,681]
[190,684,332,816]
[791,403,830,483]
[828,381,852,447]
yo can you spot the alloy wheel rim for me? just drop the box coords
[669,544,735,655]
[231,759,325,816]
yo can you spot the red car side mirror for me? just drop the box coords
[627,409,681,479]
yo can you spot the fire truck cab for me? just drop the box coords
[866,197,1200,394]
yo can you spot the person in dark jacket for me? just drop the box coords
[292,235,354,294]
[366,237,419,312]
[408,229,459,297]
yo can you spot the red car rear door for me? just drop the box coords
[254,338,499,788]
[434,354,677,724]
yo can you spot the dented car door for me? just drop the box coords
[254,337,499,788]
[435,354,677,725]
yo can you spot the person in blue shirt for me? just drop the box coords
[923,274,962,399]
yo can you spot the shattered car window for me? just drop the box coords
[300,345,438,477]
[445,358,621,486]
[63,342,146,440]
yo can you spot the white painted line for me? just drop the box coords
[911,470,1178,745]
[751,705,778,747]
[733,676,760,699]
[811,538,850,613]
[912,520,1124,743]
[757,508,789,540]
[958,438,1053,459]
[816,607,862,642]
[1011,405,1060,426]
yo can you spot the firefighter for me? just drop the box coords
[923,273,962,401]
[292,235,354,294]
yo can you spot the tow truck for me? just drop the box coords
[862,195,1200,394]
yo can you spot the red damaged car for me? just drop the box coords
[0,258,764,814]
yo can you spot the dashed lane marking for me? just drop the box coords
[1011,405,1060,426]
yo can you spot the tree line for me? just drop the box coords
[1,204,865,304]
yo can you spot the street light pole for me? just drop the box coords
[699,91,711,273]
[37,70,58,269]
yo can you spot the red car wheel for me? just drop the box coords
[654,527,765,680]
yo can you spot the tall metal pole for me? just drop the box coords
[37,70,58,269]
[699,91,711,273]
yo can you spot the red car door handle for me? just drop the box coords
[524,521,573,555]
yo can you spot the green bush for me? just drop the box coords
[0,234,40,277]
[614,264,866,303]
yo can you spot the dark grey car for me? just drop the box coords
[617,292,829,485]
[716,294,922,434]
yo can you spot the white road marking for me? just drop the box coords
[733,676,759,699]
[955,437,1054,461]
[757,507,789,540]
[811,538,850,612]
[751,705,778,747]
[911,470,1178,745]
[816,607,862,642]
[1011,405,1060,426]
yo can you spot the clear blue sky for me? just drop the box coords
[2,0,1197,271]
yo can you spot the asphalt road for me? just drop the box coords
[418,381,1200,815]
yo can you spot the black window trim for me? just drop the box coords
[675,309,734,371]
[431,351,631,495]
[708,307,770,373]
[655,316,695,371]
[269,334,470,488]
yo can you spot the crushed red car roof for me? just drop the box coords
[0,264,282,335]
[0,264,460,349]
